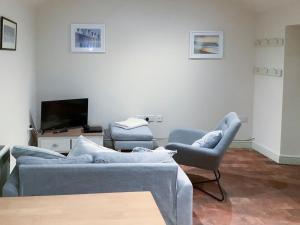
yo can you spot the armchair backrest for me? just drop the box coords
[214,112,241,157]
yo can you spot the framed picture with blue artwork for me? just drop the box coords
[189,31,223,59]
[0,17,17,51]
[71,24,105,53]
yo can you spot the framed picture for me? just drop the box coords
[71,24,105,53]
[0,17,17,51]
[190,31,223,59]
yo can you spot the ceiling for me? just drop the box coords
[23,0,296,13]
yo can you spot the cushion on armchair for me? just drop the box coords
[192,130,223,149]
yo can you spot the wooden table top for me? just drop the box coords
[0,192,166,225]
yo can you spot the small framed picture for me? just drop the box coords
[190,31,223,59]
[0,17,17,51]
[71,24,105,53]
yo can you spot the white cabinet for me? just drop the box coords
[38,138,71,153]
[38,128,103,153]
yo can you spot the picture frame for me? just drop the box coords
[71,24,105,53]
[189,31,223,59]
[0,17,17,51]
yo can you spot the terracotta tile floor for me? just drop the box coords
[182,149,300,225]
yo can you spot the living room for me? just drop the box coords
[0,0,299,224]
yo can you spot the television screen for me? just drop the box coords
[41,98,88,131]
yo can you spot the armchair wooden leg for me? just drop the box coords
[192,170,225,202]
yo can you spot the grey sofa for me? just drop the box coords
[3,161,193,225]
[0,146,10,197]
[166,112,241,201]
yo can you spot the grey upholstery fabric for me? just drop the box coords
[11,145,66,159]
[3,162,193,225]
[110,124,153,141]
[114,140,154,150]
[18,163,179,225]
[17,155,93,165]
[94,151,175,163]
[0,146,10,196]
[2,168,18,197]
[166,112,241,171]
[176,167,193,225]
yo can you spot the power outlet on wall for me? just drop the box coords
[156,115,163,123]
[136,114,163,123]
[239,115,248,124]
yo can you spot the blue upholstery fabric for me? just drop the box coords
[166,112,241,171]
[110,124,153,141]
[114,140,154,150]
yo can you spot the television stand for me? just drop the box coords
[53,128,69,134]
[37,128,103,154]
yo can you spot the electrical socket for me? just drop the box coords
[136,114,163,123]
[156,115,163,122]
[239,115,248,123]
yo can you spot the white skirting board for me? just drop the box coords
[252,142,300,165]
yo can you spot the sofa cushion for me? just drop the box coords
[68,135,114,157]
[17,155,93,165]
[192,130,223,149]
[11,145,66,159]
[133,146,177,156]
[110,125,153,141]
[94,151,176,164]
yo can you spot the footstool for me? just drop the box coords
[109,125,155,151]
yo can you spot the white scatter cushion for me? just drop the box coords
[192,130,223,149]
[68,135,114,157]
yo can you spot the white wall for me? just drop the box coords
[0,0,36,145]
[281,25,300,158]
[253,2,300,162]
[0,0,36,170]
[36,0,255,140]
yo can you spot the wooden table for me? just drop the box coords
[0,192,166,225]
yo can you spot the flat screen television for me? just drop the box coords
[41,98,88,131]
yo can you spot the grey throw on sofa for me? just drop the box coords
[3,162,193,225]
[166,112,241,201]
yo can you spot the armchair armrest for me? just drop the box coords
[168,128,206,145]
[166,143,220,170]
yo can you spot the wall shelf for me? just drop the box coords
[254,67,283,77]
[255,38,284,47]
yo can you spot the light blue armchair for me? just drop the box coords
[166,112,241,201]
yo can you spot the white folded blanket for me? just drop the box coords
[114,117,148,130]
